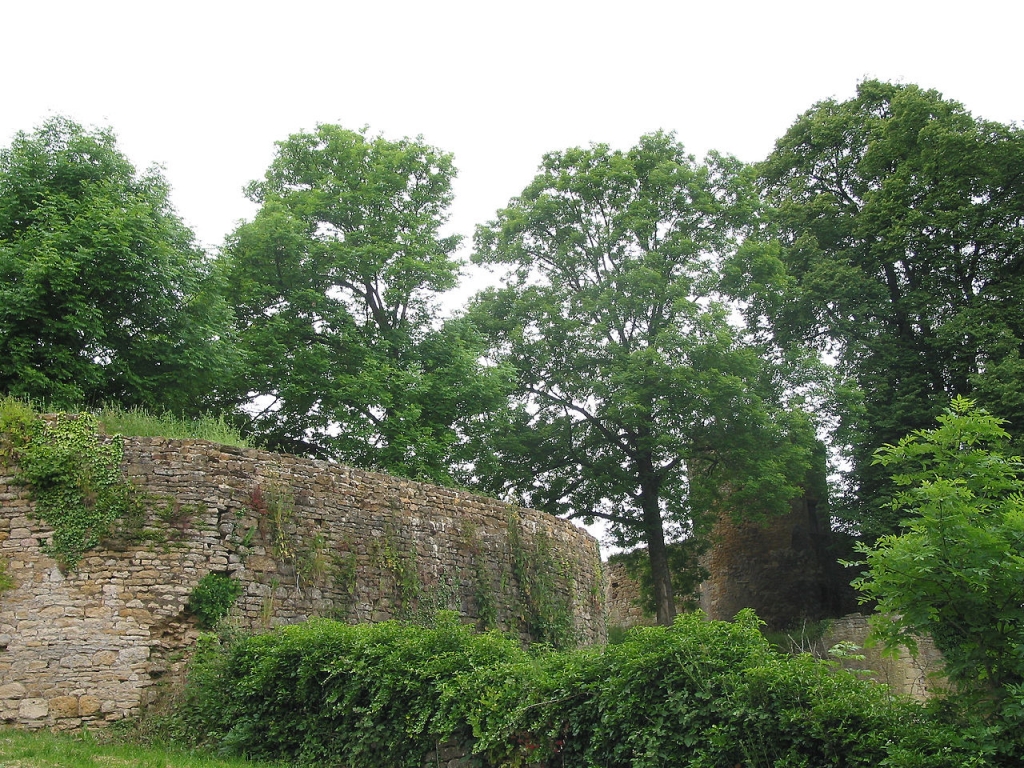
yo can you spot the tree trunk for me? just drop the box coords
[641,489,676,626]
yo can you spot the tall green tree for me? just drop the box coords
[729,80,1024,536]
[0,117,236,413]
[222,125,508,481]
[467,132,823,624]
[854,397,1024,748]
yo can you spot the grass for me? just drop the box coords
[95,406,253,448]
[1,397,254,450]
[0,727,282,768]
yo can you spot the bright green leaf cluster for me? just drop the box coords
[0,117,237,415]
[854,397,1024,753]
[743,81,1024,535]
[187,573,243,630]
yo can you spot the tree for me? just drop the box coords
[730,80,1024,536]
[853,397,1024,713]
[0,117,236,413]
[221,125,508,482]
[467,132,822,624]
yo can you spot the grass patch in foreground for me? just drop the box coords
[0,727,282,768]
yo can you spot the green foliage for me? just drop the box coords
[761,617,834,656]
[607,539,709,617]
[738,80,1024,536]
[220,124,510,480]
[0,557,15,594]
[296,533,330,590]
[188,573,243,630]
[442,610,977,768]
[0,116,237,415]
[3,406,142,570]
[467,131,825,623]
[178,611,980,767]
[506,510,575,647]
[369,529,422,612]
[247,483,294,561]
[328,547,358,614]
[96,405,252,448]
[461,524,498,631]
[177,613,521,767]
[853,398,1024,740]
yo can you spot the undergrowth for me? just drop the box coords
[173,610,987,767]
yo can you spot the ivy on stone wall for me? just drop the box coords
[1,403,143,571]
[506,509,576,648]
[370,527,422,613]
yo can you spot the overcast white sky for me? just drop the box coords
[5,0,1022,261]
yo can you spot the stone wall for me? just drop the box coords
[604,498,852,632]
[821,613,946,701]
[604,559,689,631]
[0,437,604,729]
[696,497,851,630]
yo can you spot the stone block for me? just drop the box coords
[49,695,79,718]
[18,698,48,720]
[77,695,100,718]
[92,650,118,666]
[0,682,26,699]
[118,647,149,664]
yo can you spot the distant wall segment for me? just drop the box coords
[0,437,604,729]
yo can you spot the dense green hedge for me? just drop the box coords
[178,611,985,767]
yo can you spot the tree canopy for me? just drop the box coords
[0,117,235,413]
[729,80,1024,536]
[221,124,508,481]
[467,132,823,623]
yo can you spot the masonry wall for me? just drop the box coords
[696,497,850,630]
[820,613,945,701]
[0,437,604,730]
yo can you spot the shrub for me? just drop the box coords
[177,610,985,767]
[178,613,524,767]
[187,573,243,630]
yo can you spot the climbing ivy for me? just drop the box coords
[460,522,497,631]
[1,405,143,571]
[370,528,422,613]
[505,510,576,648]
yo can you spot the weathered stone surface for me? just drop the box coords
[78,695,102,716]
[0,435,605,729]
[821,613,946,700]
[18,698,48,720]
[696,496,853,630]
[0,682,26,699]
[48,695,79,718]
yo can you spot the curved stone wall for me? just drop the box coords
[0,437,604,729]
